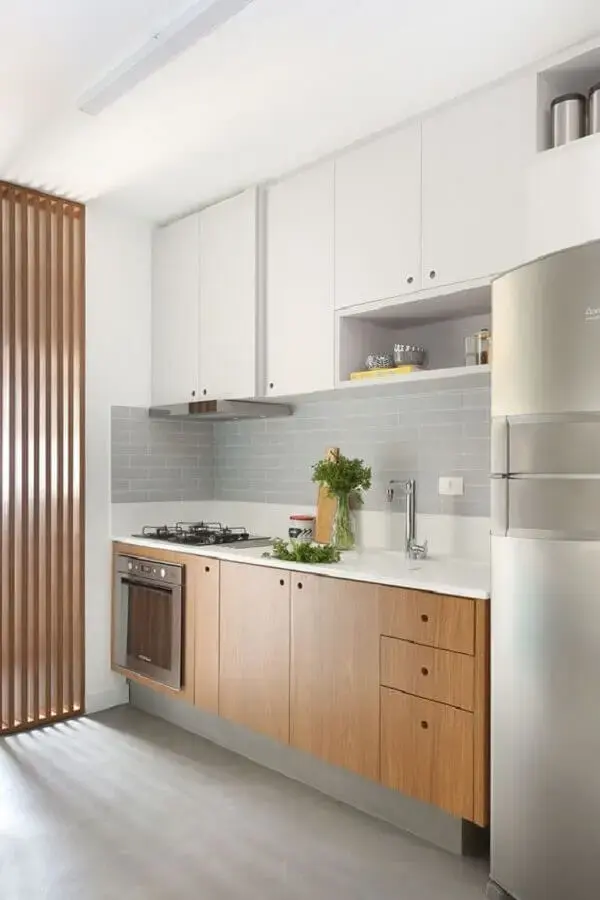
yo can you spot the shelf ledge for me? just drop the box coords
[336,364,491,391]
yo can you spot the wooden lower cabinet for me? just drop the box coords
[111,544,489,825]
[379,586,475,654]
[380,687,474,820]
[193,558,220,714]
[219,562,290,743]
[380,636,475,711]
[290,573,380,781]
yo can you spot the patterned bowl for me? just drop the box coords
[365,353,395,370]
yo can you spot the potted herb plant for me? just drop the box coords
[312,453,372,550]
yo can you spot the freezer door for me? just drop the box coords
[507,413,600,476]
[492,240,600,418]
[491,536,600,900]
[491,413,600,539]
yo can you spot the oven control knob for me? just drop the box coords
[160,568,166,578]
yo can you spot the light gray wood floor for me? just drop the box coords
[0,705,489,899]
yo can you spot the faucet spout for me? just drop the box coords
[386,479,416,550]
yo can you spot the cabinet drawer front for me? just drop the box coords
[379,586,475,654]
[380,687,474,821]
[380,637,474,711]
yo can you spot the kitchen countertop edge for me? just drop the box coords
[112,536,490,600]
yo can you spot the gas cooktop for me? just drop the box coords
[132,521,271,548]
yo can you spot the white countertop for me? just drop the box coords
[113,536,490,600]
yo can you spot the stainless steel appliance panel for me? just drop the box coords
[506,414,600,475]
[490,476,508,536]
[491,536,600,900]
[492,242,600,418]
[114,555,183,689]
[501,476,600,540]
[491,418,508,475]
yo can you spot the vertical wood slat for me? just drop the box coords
[0,181,85,734]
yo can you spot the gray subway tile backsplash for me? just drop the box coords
[212,385,490,516]
[111,407,214,504]
[111,384,490,515]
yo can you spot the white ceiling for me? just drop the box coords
[2,0,600,223]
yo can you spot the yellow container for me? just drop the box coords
[349,365,422,381]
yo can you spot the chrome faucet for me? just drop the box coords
[386,479,428,560]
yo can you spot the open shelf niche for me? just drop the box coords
[537,44,600,153]
[336,282,491,390]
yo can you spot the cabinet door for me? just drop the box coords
[334,123,421,309]
[422,75,535,288]
[526,136,600,260]
[266,161,334,396]
[151,214,200,406]
[290,574,380,780]
[380,687,474,820]
[219,563,290,743]
[193,558,220,714]
[199,188,258,399]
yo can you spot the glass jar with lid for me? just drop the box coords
[465,328,491,366]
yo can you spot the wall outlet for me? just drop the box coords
[438,476,464,496]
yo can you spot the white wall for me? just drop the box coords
[86,201,152,713]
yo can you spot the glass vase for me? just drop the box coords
[332,492,355,550]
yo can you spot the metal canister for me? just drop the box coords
[589,83,600,135]
[551,93,586,147]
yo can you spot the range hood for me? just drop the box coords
[149,399,293,421]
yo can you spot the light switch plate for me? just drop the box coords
[438,476,464,496]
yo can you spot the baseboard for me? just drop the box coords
[129,682,486,857]
[85,683,129,715]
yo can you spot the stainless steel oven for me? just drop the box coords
[114,554,184,689]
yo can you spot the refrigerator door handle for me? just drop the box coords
[491,417,509,475]
[491,475,509,536]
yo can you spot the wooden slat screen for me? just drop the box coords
[0,181,84,733]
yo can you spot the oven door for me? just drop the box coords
[114,555,183,690]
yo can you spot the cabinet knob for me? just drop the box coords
[421,667,429,676]
[420,613,429,623]
[202,389,207,396]
[269,382,274,389]
[429,270,436,280]
[191,390,196,398]
[297,581,303,590]
[279,578,285,586]
[204,566,210,573]
[420,720,429,730]
[406,275,414,285]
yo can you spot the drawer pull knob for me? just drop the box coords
[421,613,429,623]
[279,578,285,586]
[204,566,210,573]
[421,667,429,676]
[297,582,303,590]
[420,720,429,730]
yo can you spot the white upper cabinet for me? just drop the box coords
[334,123,422,309]
[421,75,535,289]
[266,160,334,396]
[151,213,200,406]
[526,135,600,260]
[198,188,259,400]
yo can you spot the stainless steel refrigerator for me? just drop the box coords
[489,240,600,900]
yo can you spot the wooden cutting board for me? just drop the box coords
[314,447,339,544]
